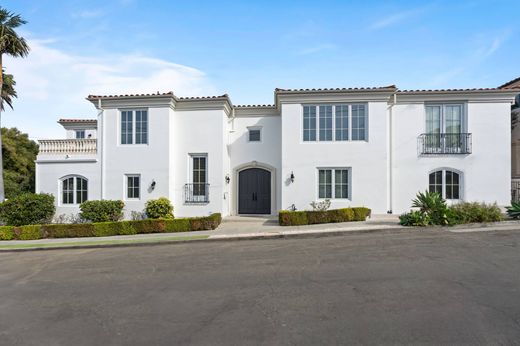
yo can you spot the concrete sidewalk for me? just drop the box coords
[0,215,519,251]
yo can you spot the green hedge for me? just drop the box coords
[79,200,125,223]
[0,193,55,226]
[279,207,370,226]
[0,213,222,241]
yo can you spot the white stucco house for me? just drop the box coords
[35,85,519,218]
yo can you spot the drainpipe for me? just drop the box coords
[97,99,105,200]
[387,93,396,214]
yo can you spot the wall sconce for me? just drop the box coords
[150,180,156,191]
[290,171,295,183]
[225,174,230,184]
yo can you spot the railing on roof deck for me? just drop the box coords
[38,139,97,155]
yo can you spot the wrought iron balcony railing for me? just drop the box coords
[184,183,210,204]
[418,133,472,155]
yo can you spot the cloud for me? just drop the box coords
[369,8,425,30]
[2,38,217,139]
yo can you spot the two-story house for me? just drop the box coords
[35,85,518,218]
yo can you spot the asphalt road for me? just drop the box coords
[1,229,520,345]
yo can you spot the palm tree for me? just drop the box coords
[1,70,16,111]
[0,7,29,201]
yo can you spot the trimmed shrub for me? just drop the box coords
[0,193,55,226]
[0,226,15,240]
[16,225,43,240]
[189,213,222,231]
[93,221,136,237]
[449,202,502,224]
[42,223,95,238]
[145,197,174,219]
[79,200,124,223]
[164,219,191,232]
[279,207,370,226]
[130,219,167,233]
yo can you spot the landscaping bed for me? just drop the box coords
[0,213,222,241]
[279,207,371,226]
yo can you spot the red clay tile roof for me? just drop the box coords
[87,92,174,100]
[499,77,520,89]
[234,104,276,108]
[178,94,230,100]
[275,85,397,92]
[396,88,519,93]
[58,118,97,124]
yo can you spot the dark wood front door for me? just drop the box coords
[238,168,271,214]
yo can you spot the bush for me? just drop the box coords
[79,200,124,223]
[412,191,448,225]
[399,210,430,226]
[0,193,55,226]
[145,197,174,219]
[2,213,223,240]
[449,202,502,224]
[310,199,331,211]
[279,207,370,226]
[506,201,520,219]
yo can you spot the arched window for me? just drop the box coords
[429,169,461,200]
[61,176,88,204]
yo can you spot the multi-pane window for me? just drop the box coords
[126,175,140,199]
[75,130,85,139]
[192,155,207,197]
[121,110,148,145]
[248,128,261,142]
[318,168,350,199]
[62,176,88,204]
[425,104,464,151]
[303,106,317,141]
[303,104,367,142]
[319,106,333,141]
[428,169,461,200]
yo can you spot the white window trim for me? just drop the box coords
[428,168,463,201]
[59,175,88,206]
[316,167,352,200]
[424,103,467,134]
[302,104,368,143]
[125,174,141,200]
[247,126,263,143]
[119,109,149,146]
[188,153,208,202]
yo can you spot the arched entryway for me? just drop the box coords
[238,168,271,214]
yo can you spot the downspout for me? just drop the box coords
[387,92,396,214]
[97,99,105,200]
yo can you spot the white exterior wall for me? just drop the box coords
[64,127,97,139]
[229,114,282,214]
[280,102,389,213]
[171,109,228,217]
[102,106,171,217]
[392,101,511,213]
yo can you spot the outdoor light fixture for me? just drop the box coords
[225,174,230,184]
[150,180,156,190]
[290,171,295,183]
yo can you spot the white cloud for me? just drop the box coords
[369,7,426,31]
[2,38,217,139]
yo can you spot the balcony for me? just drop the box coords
[418,133,472,155]
[184,183,210,204]
[38,139,97,155]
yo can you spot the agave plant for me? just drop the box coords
[506,201,520,219]
[411,190,449,225]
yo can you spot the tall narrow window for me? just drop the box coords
[425,104,464,153]
[303,106,317,141]
[335,105,349,141]
[351,104,367,141]
[334,169,349,199]
[121,111,133,144]
[121,110,148,145]
[192,155,207,198]
[135,110,148,144]
[319,105,333,141]
[61,176,88,204]
[127,175,140,199]
[318,169,332,198]
[428,169,461,200]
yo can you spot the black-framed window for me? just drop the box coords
[318,168,349,199]
[121,110,148,145]
[127,175,140,199]
[62,176,88,204]
[429,169,461,200]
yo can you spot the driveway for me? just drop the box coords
[1,229,519,345]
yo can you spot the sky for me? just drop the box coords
[2,0,519,139]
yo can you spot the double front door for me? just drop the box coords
[238,168,271,214]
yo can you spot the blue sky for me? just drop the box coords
[2,0,519,138]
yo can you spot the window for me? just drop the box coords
[61,176,88,204]
[248,127,262,142]
[121,110,148,145]
[425,104,464,151]
[126,175,140,199]
[429,169,461,200]
[192,155,207,197]
[318,168,350,199]
[75,130,85,139]
[303,104,367,142]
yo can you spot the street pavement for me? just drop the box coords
[1,228,519,345]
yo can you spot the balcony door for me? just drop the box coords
[425,104,464,153]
